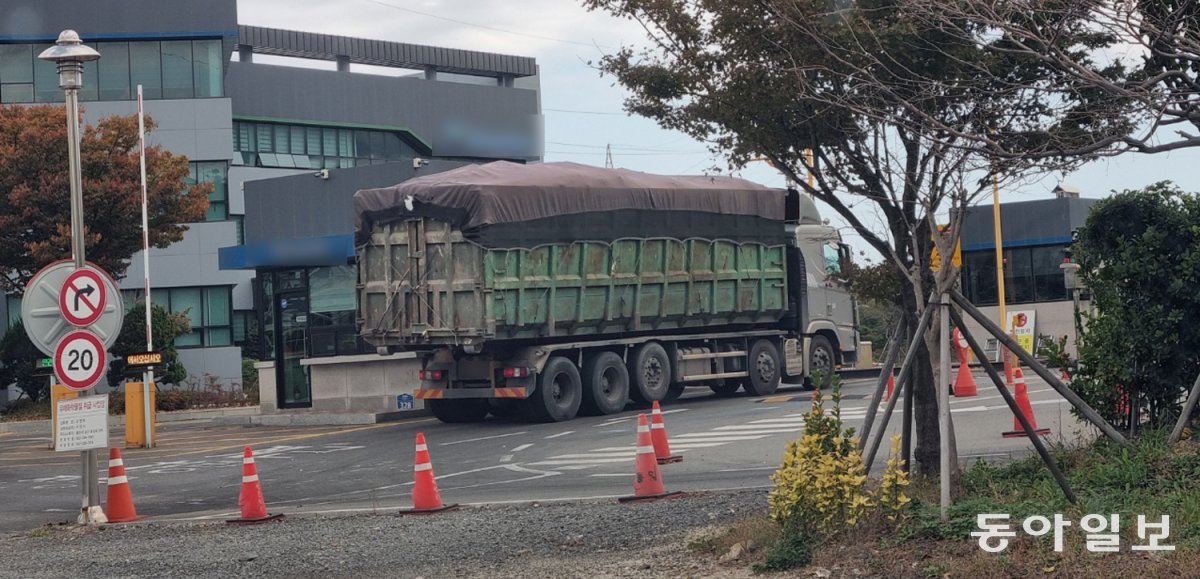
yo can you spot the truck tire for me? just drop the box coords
[628,342,672,403]
[526,356,583,422]
[744,339,782,396]
[806,335,835,390]
[662,383,686,404]
[581,351,630,416]
[427,399,490,423]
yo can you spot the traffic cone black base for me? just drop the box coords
[618,491,685,504]
[1002,428,1050,439]
[397,504,460,516]
[226,513,285,525]
[656,456,683,465]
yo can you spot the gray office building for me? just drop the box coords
[1,0,541,404]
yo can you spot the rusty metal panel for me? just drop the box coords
[359,219,788,347]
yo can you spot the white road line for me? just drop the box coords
[1030,399,1070,406]
[549,451,637,459]
[527,457,632,466]
[664,435,769,442]
[952,405,990,413]
[950,388,1053,405]
[558,464,597,470]
[543,431,575,439]
[499,455,514,463]
[511,443,534,452]
[441,431,528,446]
[589,473,631,477]
[717,466,779,472]
[668,442,727,449]
[713,424,806,432]
[748,418,809,425]
[705,427,807,435]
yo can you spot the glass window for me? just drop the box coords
[305,126,322,155]
[309,266,357,313]
[961,251,998,306]
[255,124,273,152]
[192,39,223,97]
[369,131,385,160]
[822,243,841,275]
[1004,248,1034,304]
[290,128,306,155]
[322,128,338,157]
[96,42,131,100]
[1032,245,1069,302]
[274,125,290,154]
[79,57,98,101]
[171,287,202,327]
[235,122,252,152]
[129,41,162,99]
[1,83,33,103]
[204,287,231,326]
[6,296,22,329]
[33,45,63,103]
[260,275,275,360]
[0,44,33,83]
[338,129,354,159]
[191,161,228,221]
[160,40,193,99]
[383,133,403,159]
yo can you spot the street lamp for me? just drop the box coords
[38,30,100,269]
[38,29,102,525]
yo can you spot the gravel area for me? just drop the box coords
[0,490,766,578]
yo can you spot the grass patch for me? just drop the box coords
[688,512,780,556]
[700,430,1200,575]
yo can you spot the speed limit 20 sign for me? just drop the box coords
[54,330,107,391]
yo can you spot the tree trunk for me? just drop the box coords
[899,281,961,488]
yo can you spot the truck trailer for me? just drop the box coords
[354,161,857,423]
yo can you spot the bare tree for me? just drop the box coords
[582,0,1112,478]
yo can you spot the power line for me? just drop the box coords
[361,0,614,50]
[546,140,706,153]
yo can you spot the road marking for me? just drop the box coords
[441,431,528,446]
[706,427,806,435]
[748,418,809,425]
[544,431,574,439]
[511,443,534,452]
[171,422,412,457]
[717,466,779,472]
[500,455,514,463]
[594,408,687,427]
[667,442,727,449]
[588,473,631,477]
[713,424,807,432]
[548,452,636,459]
[666,434,769,442]
[527,457,632,466]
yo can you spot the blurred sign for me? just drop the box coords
[930,225,962,272]
[124,351,163,368]
[1008,310,1037,355]
[55,395,109,452]
[397,393,415,410]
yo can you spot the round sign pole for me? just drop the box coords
[40,30,103,524]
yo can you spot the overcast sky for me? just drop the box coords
[239,0,1199,258]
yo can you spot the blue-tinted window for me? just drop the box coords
[186,161,229,222]
[129,41,162,99]
[33,44,62,103]
[160,40,193,99]
[232,120,421,168]
[96,42,131,100]
[192,39,222,97]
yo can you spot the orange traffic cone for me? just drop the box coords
[105,448,141,523]
[398,432,459,515]
[619,414,684,503]
[1002,368,1050,438]
[650,401,682,465]
[952,328,977,397]
[884,373,895,402]
[1060,368,1071,382]
[227,446,283,524]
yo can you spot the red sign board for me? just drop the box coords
[54,330,107,391]
[59,267,108,327]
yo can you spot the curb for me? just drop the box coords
[0,405,262,435]
[216,409,429,427]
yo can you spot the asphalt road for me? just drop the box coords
[0,372,1089,533]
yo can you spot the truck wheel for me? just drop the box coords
[628,342,672,403]
[744,339,782,396]
[709,380,742,397]
[806,335,835,390]
[427,399,490,423]
[526,356,583,422]
[581,351,630,416]
[661,383,686,404]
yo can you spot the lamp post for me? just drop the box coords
[38,29,102,525]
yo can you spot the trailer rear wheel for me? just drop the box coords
[628,342,672,403]
[427,399,490,423]
[744,339,782,396]
[526,356,583,422]
[581,351,630,416]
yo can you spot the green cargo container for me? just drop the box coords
[359,218,788,348]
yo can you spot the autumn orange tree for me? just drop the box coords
[0,105,210,294]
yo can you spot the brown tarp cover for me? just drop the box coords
[353,161,784,243]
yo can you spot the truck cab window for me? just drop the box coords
[823,243,841,275]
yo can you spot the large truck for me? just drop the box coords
[354,162,857,423]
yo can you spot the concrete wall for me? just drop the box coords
[958,299,1088,359]
[255,354,422,414]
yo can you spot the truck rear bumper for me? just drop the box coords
[414,387,528,400]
